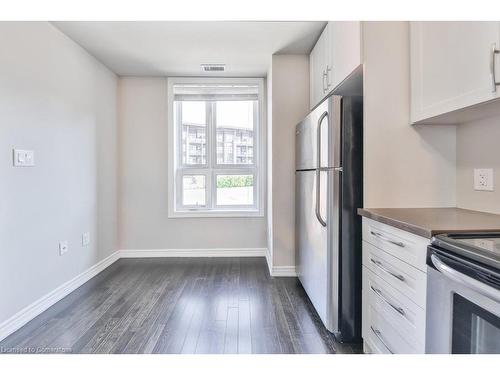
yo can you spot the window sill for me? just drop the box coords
[168,209,264,219]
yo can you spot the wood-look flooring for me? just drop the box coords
[0,257,361,354]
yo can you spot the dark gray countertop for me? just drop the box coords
[357,207,500,238]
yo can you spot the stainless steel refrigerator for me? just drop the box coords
[295,95,363,343]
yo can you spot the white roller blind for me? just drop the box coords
[173,84,259,101]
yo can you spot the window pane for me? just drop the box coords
[182,175,206,206]
[216,101,255,165]
[216,175,254,206]
[181,101,206,165]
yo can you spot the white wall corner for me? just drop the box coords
[264,247,297,277]
[265,247,273,276]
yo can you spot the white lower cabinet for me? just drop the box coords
[362,218,429,354]
[363,241,427,307]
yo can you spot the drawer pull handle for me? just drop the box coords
[370,326,394,354]
[491,43,500,92]
[370,285,406,317]
[370,230,405,248]
[370,258,406,282]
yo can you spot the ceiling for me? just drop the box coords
[53,21,326,77]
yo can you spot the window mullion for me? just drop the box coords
[208,101,215,209]
[212,101,218,209]
[253,100,258,168]
[253,100,259,211]
[176,102,182,169]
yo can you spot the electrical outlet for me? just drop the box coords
[59,241,69,256]
[82,232,90,247]
[474,168,494,191]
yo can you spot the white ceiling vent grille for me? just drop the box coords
[201,64,226,72]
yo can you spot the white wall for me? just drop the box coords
[362,22,457,208]
[268,55,310,267]
[0,22,118,323]
[456,114,500,214]
[118,77,267,250]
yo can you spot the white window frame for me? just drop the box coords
[167,77,265,218]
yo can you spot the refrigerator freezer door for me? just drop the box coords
[295,101,329,171]
[296,169,328,325]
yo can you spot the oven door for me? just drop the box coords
[426,248,500,354]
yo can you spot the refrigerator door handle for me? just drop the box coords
[315,111,328,227]
[315,169,327,227]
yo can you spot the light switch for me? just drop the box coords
[59,241,69,256]
[13,149,35,167]
[82,232,90,247]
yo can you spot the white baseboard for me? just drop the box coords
[0,247,269,342]
[0,251,120,342]
[119,248,267,258]
[264,249,297,277]
[270,266,297,277]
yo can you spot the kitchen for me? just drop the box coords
[1,2,500,373]
[297,21,500,354]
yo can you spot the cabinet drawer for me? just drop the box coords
[363,266,425,353]
[362,218,429,272]
[363,303,418,354]
[363,241,427,308]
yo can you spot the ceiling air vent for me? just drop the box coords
[201,64,226,72]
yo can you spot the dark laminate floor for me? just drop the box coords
[0,258,361,354]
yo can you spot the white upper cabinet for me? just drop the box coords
[330,21,362,90]
[410,22,500,124]
[309,22,362,110]
[310,25,329,110]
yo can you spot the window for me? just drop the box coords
[168,78,265,217]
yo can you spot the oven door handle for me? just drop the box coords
[431,254,500,304]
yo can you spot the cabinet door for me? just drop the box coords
[310,27,328,109]
[310,39,320,109]
[410,22,500,123]
[329,21,362,90]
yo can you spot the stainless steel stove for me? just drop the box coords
[426,233,500,354]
